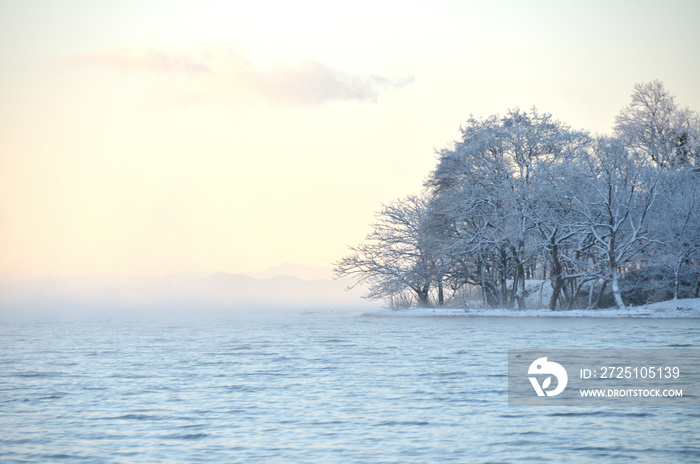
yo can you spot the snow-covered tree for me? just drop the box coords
[333,194,445,307]
[529,147,599,309]
[338,80,699,310]
[569,137,663,309]
[615,80,700,168]
[652,169,700,299]
[426,109,589,309]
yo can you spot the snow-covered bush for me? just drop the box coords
[621,265,698,305]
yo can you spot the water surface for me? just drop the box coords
[1,309,698,463]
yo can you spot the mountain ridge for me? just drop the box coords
[0,265,371,313]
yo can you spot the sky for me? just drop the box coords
[1,0,699,280]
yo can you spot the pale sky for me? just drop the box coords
[1,0,699,280]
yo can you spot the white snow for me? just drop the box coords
[367,298,700,318]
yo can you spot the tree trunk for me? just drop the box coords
[510,245,527,310]
[500,247,508,307]
[479,260,488,307]
[594,280,608,309]
[587,280,595,309]
[674,267,680,300]
[418,284,430,307]
[549,280,564,311]
[611,267,625,310]
[607,228,625,310]
[564,283,575,309]
[548,243,564,310]
[483,281,498,308]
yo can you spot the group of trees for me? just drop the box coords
[335,81,700,310]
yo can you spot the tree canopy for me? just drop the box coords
[334,81,700,310]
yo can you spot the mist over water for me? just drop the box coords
[1,308,698,463]
[0,271,373,321]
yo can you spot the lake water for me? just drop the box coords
[1,308,699,463]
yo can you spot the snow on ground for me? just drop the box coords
[367,298,700,318]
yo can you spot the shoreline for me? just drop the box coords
[366,298,700,318]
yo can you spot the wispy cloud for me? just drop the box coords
[55,48,213,75]
[55,46,414,107]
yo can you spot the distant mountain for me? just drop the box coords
[246,263,333,281]
[0,269,375,315]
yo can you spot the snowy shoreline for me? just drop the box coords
[366,298,700,318]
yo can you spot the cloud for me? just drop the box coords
[55,46,414,107]
[55,47,212,75]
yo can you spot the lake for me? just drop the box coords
[1,308,698,463]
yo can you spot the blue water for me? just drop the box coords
[1,308,699,463]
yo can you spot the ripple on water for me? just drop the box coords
[0,315,698,463]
